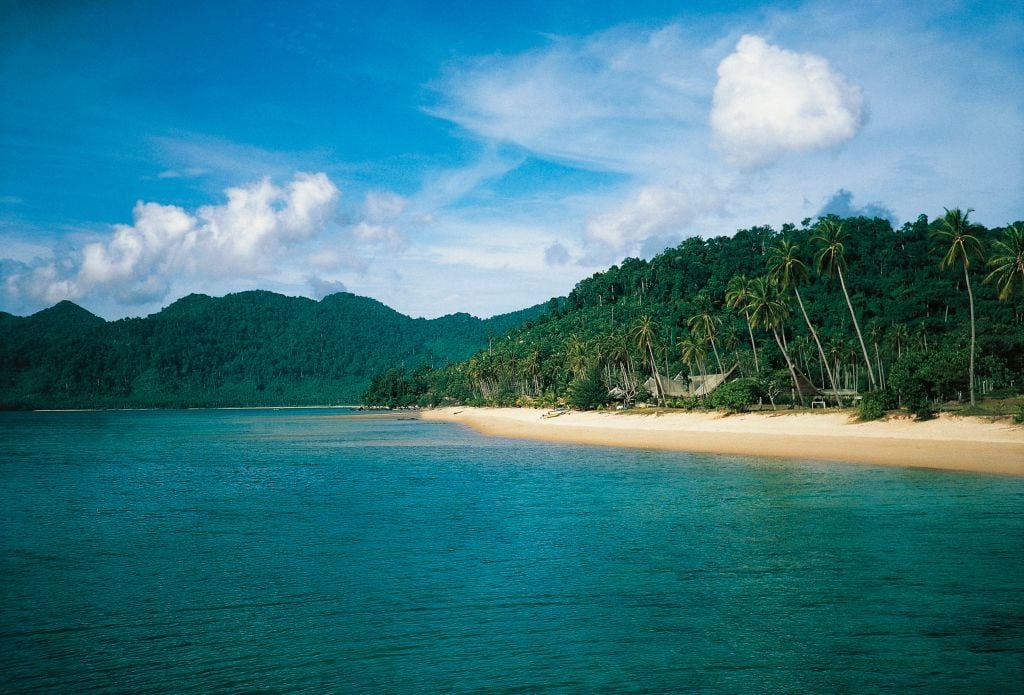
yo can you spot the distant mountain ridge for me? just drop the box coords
[0,290,548,409]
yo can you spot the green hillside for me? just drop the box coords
[0,291,545,409]
[362,213,1024,416]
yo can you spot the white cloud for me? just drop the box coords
[363,191,408,221]
[352,221,403,250]
[2,173,339,310]
[710,35,866,170]
[428,24,715,176]
[155,167,206,179]
[583,183,722,261]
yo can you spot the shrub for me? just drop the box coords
[567,368,609,410]
[911,398,937,420]
[858,390,889,421]
[709,379,758,413]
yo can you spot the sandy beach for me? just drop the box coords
[421,407,1024,476]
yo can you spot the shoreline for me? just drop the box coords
[421,407,1024,476]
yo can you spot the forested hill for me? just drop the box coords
[0,290,547,409]
[362,213,1024,413]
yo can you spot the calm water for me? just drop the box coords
[0,410,1022,692]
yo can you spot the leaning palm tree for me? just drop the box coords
[933,207,985,407]
[985,222,1024,301]
[747,276,805,406]
[725,274,760,374]
[631,315,665,405]
[811,219,877,391]
[868,321,886,390]
[768,239,843,405]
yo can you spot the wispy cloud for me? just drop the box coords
[155,167,207,180]
[427,23,717,177]
[150,134,338,188]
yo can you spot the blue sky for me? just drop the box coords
[1,0,1021,319]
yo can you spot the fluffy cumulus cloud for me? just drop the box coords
[2,173,338,311]
[711,35,866,170]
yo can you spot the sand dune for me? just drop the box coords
[421,407,1024,476]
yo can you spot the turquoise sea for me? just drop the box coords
[1,409,1022,692]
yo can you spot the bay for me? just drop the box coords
[1,409,1022,692]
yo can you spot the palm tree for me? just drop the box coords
[631,315,665,405]
[985,222,1024,301]
[826,336,845,389]
[812,219,877,390]
[524,346,543,395]
[687,296,724,375]
[790,334,813,382]
[933,207,984,406]
[768,239,843,405]
[868,321,885,390]
[677,334,708,397]
[564,333,588,380]
[725,275,760,374]
[747,276,805,406]
[890,323,909,360]
[721,325,742,374]
[607,331,639,402]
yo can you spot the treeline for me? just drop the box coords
[0,291,545,409]
[363,212,1024,416]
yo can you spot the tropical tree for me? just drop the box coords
[812,218,877,390]
[687,296,724,374]
[767,239,843,404]
[725,274,760,374]
[868,321,886,390]
[932,207,984,406]
[747,277,805,405]
[631,315,665,405]
[564,333,588,380]
[677,334,708,397]
[890,323,909,360]
[985,222,1024,301]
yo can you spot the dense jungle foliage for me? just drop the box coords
[0,291,544,409]
[362,212,1024,416]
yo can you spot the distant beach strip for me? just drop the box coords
[421,408,1024,476]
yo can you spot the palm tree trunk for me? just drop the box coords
[964,262,976,407]
[698,358,709,401]
[745,314,760,374]
[772,328,806,406]
[794,287,843,406]
[873,340,885,390]
[647,342,665,406]
[836,265,877,390]
[709,338,724,375]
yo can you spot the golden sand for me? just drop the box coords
[420,407,1024,476]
